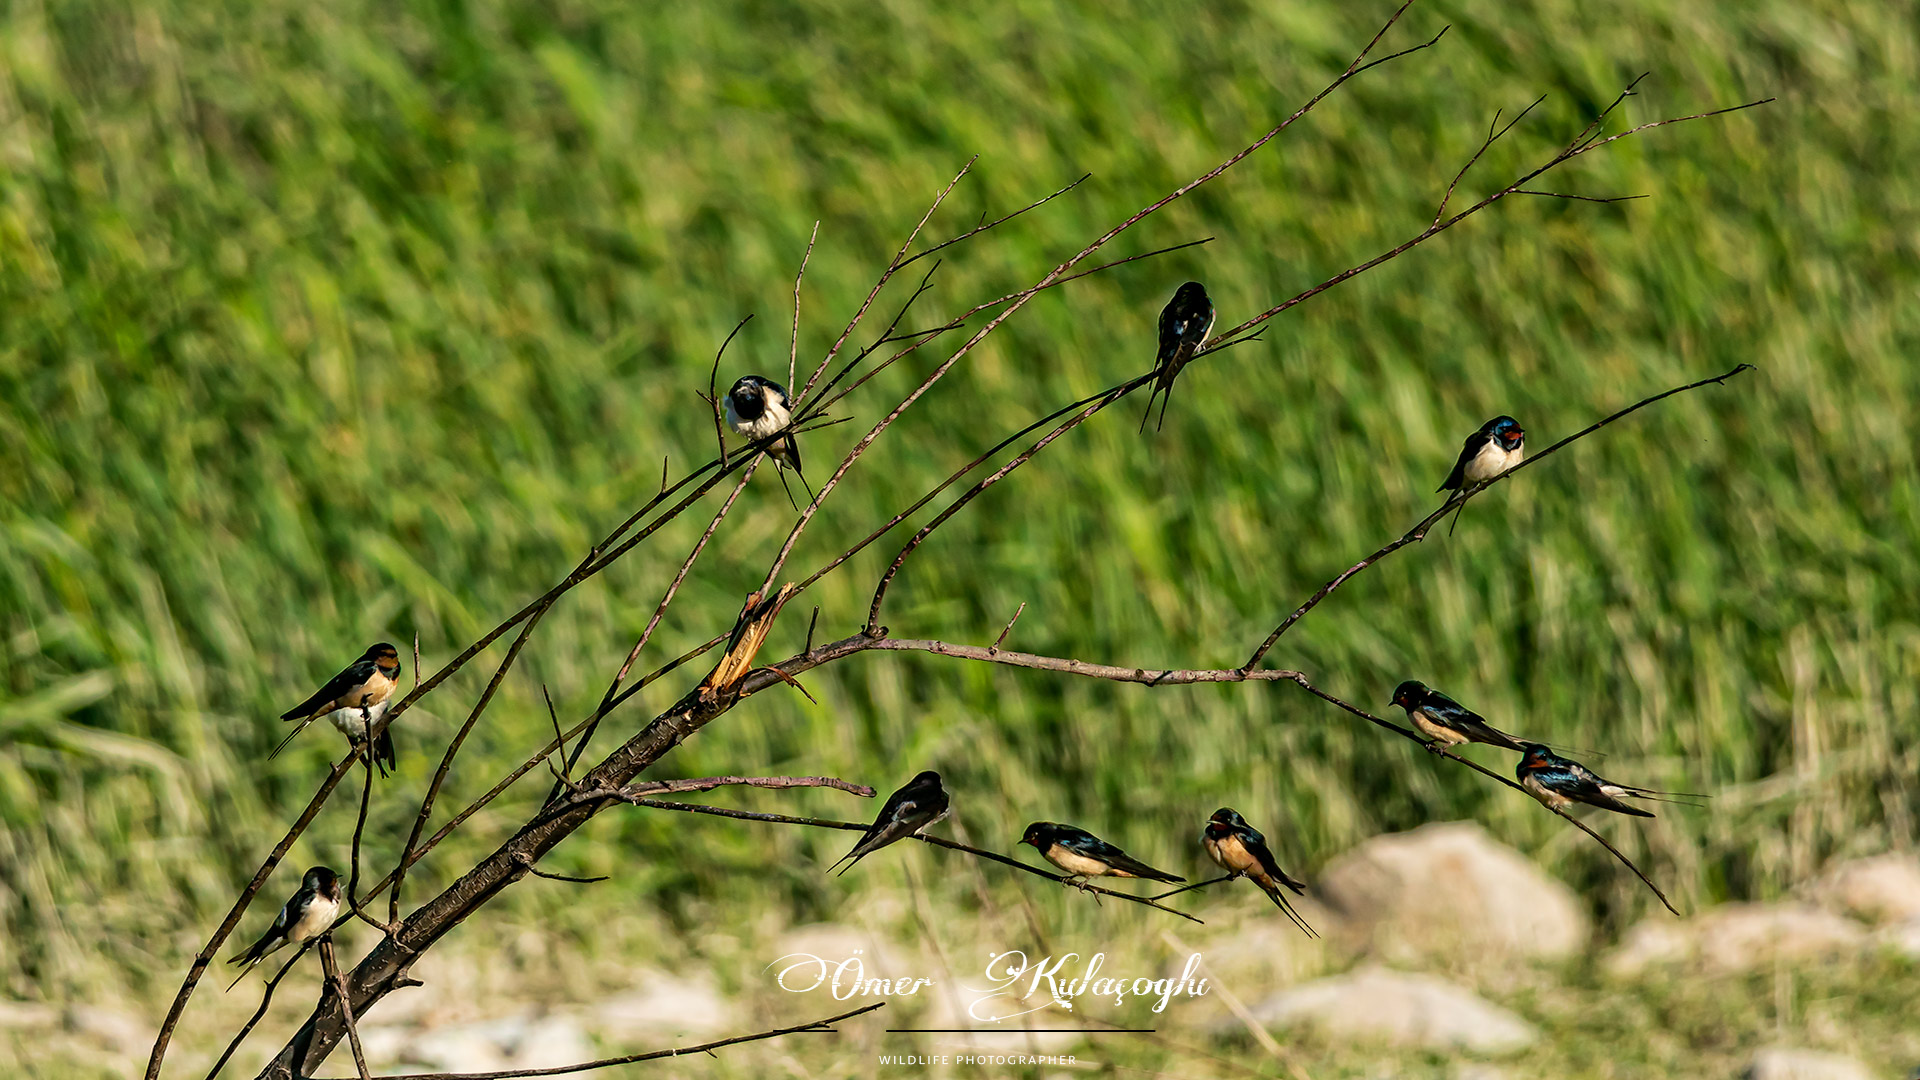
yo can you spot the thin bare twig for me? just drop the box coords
[318,940,371,1080]
[312,1003,885,1080]
[203,948,306,1080]
[1243,363,1755,668]
[989,602,1027,654]
[790,222,819,390]
[619,797,1202,922]
[798,633,1677,913]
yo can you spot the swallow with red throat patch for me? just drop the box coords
[1516,743,1703,818]
[1438,415,1526,495]
[1202,808,1316,936]
[274,642,402,776]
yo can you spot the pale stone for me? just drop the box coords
[1243,966,1536,1053]
[1315,821,1588,962]
[1745,1047,1874,1080]
[1607,903,1867,976]
[1805,854,1920,926]
[593,972,736,1038]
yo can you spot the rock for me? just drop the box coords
[406,1023,512,1073]
[1745,1047,1874,1080]
[1314,821,1589,963]
[1607,904,1867,976]
[1873,918,1920,959]
[1243,966,1535,1053]
[508,1015,595,1069]
[64,1005,147,1056]
[401,1012,593,1072]
[593,972,736,1038]
[1805,854,1920,926]
[0,1002,58,1029]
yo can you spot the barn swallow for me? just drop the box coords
[1020,822,1185,885]
[227,866,341,989]
[1139,281,1215,433]
[830,770,950,875]
[1516,743,1702,818]
[274,643,402,776]
[1438,415,1526,494]
[725,374,811,500]
[1389,681,1529,753]
[1203,809,1315,937]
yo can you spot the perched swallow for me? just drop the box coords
[1389,681,1529,753]
[227,866,341,988]
[1140,281,1215,433]
[1516,743,1702,818]
[1020,822,1185,884]
[274,643,402,776]
[830,770,950,875]
[1203,809,1315,937]
[726,375,804,474]
[1438,415,1526,494]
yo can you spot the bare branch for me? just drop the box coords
[310,1003,884,1080]
[989,602,1027,654]
[789,221,819,390]
[1243,363,1755,667]
[798,158,977,404]
[203,948,307,1080]
[756,631,1678,911]
[618,797,1201,922]
[317,940,371,1080]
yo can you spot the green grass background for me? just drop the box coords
[2,0,1917,1074]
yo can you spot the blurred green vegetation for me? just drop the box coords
[2,0,1917,1073]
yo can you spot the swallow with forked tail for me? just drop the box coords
[1389,680,1530,753]
[1438,415,1525,494]
[1140,281,1215,432]
[227,866,340,988]
[1516,743,1703,818]
[1203,808,1315,937]
[830,770,949,875]
[275,642,401,776]
[1020,822,1184,884]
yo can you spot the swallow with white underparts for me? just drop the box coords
[1516,743,1703,818]
[1203,808,1316,937]
[1438,415,1526,495]
[1140,281,1215,433]
[830,770,950,875]
[726,374,811,508]
[1020,822,1185,885]
[273,642,402,776]
[1389,680,1530,753]
[227,865,341,989]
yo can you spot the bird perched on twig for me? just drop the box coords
[1202,808,1315,937]
[227,866,341,988]
[1020,821,1185,885]
[1140,281,1215,433]
[1516,743,1702,818]
[726,374,811,508]
[274,642,402,776]
[1437,415,1526,495]
[1389,680,1530,753]
[829,770,949,875]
